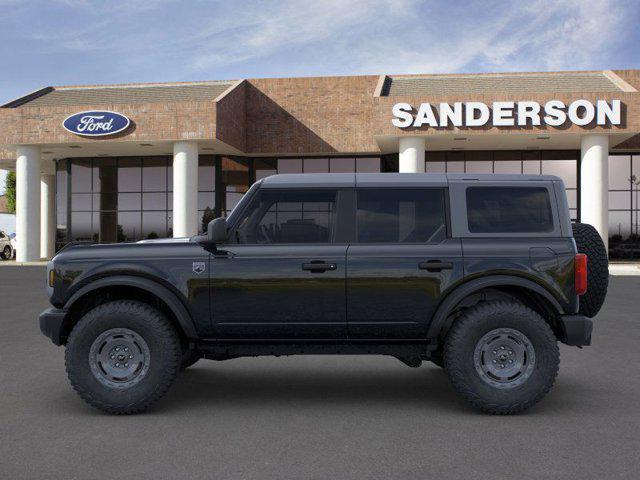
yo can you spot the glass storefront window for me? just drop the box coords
[142,193,167,211]
[118,211,141,242]
[522,160,541,174]
[609,155,630,190]
[277,158,302,173]
[255,159,277,180]
[447,161,465,173]
[304,158,328,173]
[71,159,92,192]
[608,154,640,259]
[198,156,215,191]
[542,159,576,189]
[70,211,92,242]
[356,157,381,173]
[142,211,167,239]
[220,157,249,218]
[197,156,216,232]
[143,157,168,192]
[55,160,68,251]
[198,192,215,211]
[426,161,446,173]
[117,158,142,192]
[465,161,493,173]
[493,161,521,174]
[330,157,355,173]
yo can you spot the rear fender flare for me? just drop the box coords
[64,275,198,339]
[427,275,564,340]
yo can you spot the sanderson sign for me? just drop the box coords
[63,110,131,137]
[391,99,622,128]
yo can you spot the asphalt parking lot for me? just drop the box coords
[1,266,639,479]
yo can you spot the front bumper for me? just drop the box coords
[559,314,593,347]
[39,308,68,346]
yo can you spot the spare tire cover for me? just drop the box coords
[572,222,609,317]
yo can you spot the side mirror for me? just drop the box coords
[207,217,227,244]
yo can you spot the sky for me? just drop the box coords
[1,0,639,193]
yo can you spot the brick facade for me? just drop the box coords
[0,70,638,157]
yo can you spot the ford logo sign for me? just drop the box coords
[62,110,130,137]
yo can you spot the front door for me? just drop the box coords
[347,188,464,339]
[211,188,348,339]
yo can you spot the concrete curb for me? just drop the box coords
[0,261,48,266]
[609,264,640,276]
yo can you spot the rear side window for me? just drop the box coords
[356,189,446,243]
[466,187,553,233]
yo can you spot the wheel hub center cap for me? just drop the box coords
[474,328,536,389]
[89,329,151,389]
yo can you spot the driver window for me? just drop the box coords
[234,189,338,244]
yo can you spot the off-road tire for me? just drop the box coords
[180,348,201,370]
[1,245,11,260]
[572,222,608,318]
[444,301,560,414]
[65,300,181,414]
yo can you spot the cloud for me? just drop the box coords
[189,0,413,71]
[0,0,637,106]
[352,0,631,74]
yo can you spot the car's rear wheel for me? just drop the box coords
[1,245,11,260]
[65,300,181,414]
[444,301,559,414]
[572,222,609,318]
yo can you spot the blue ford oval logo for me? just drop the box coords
[62,110,130,137]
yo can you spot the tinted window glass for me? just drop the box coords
[235,189,337,244]
[466,187,553,233]
[356,189,446,243]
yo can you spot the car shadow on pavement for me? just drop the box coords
[152,362,476,414]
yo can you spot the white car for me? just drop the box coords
[9,232,16,258]
[0,230,13,260]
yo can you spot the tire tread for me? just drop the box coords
[444,300,559,415]
[65,300,181,415]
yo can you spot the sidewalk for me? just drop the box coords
[609,263,640,276]
[0,260,48,266]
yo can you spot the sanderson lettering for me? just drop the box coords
[391,100,622,128]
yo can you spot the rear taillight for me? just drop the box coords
[575,253,588,295]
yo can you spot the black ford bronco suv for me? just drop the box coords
[40,173,608,414]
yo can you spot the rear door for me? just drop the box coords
[346,187,464,339]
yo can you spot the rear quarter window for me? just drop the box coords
[466,186,554,233]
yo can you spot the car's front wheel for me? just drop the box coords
[443,301,559,414]
[1,245,11,260]
[65,300,181,414]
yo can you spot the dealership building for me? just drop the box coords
[1,69,639,262]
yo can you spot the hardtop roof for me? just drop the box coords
[259,172,561,188]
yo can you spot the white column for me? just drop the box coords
[399,137,425,173]
[172,141,199,237]
[580,134,609,252]
[16,146,41,262]
[40,173,56,259]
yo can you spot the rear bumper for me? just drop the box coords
[559,314,593,346]
[39,308,68,346]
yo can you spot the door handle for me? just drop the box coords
[418,260,453,272]
[302,262,337,272]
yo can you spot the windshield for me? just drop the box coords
[225,180,262,227]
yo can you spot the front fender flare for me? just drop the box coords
[63,275,198,339]
[426,275,564,340]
